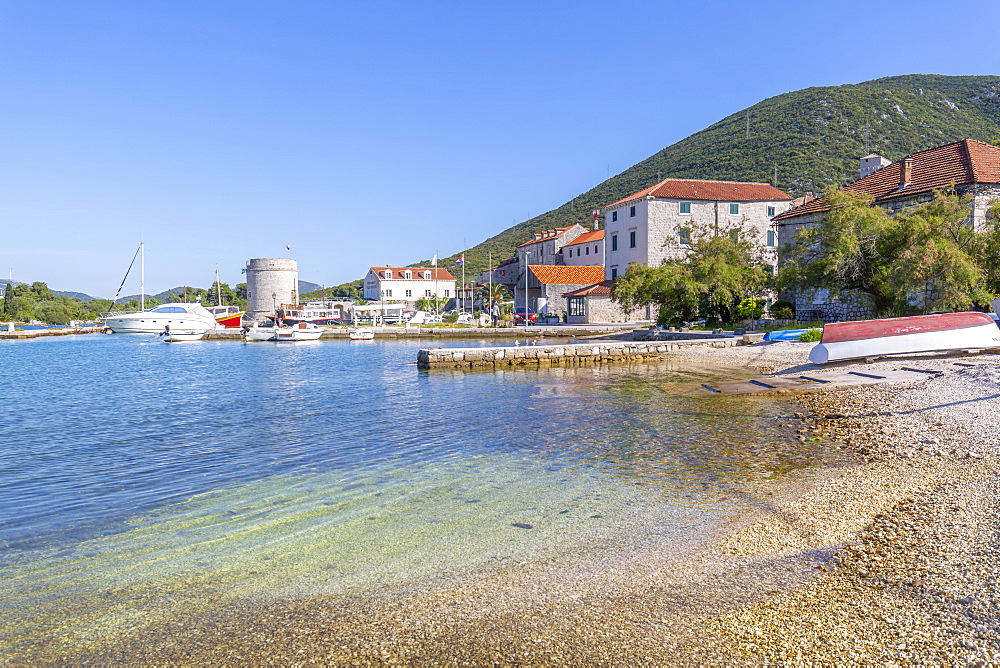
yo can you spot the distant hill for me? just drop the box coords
[54,290,99,302]
[373,74,1000,284]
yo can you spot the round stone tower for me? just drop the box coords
[245,258,298,320]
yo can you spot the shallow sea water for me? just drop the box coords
[0,333,820,658]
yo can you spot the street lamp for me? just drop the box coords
[522,251,530,327]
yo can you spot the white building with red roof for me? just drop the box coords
[601,178,793,280]
[363,266,456,303]
[561,229,605,267]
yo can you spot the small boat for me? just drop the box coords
[206,305,244,328]
[274,322,324,342]
[809,312,1000,364]
[348,328,375,340]
[161,330,206,342]
[243,325,276,342]
[763,329,810,341]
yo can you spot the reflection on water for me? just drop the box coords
[0,335,823,659]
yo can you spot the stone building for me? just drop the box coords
[521,265,605,317]
[600,179,793,281]
[773,138,1000,320]
[563,281,646,324]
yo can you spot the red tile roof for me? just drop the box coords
[562,229,606,247]
[517,225,578,248]
[528,265,605,285]
[369,266,455,281]
[773,138,1000,222]
[562,280,614,297]
[605,179,792,208]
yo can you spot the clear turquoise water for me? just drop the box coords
[0,333,813,657]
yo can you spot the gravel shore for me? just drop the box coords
[51,341,1000,663]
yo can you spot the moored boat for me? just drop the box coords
[103,303,222,334]
[274,322,325,342]
[243,325,277,342]
[161,330,206,342]
[809,312,1000,364]
[348,328,375,340]
[205,305,244,328]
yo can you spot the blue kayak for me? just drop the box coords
[763,329,811,341]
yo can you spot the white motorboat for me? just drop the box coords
[161,330,206,342]
[243,325,277,342]
[809,312,1000,364]
[103,303,222,334]
[274,322,325,342]
[348,328,375,340]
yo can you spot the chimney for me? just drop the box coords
[901,157,914,186]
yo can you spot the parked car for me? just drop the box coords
[514,308,538,325]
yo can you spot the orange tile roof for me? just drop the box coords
[369,266,456,281]
[773,138,1000,222]
[562,229,606,247]
[562,280,614,297]
[605,179,792,208]
[517,225,577,248]
[528,265,605,285]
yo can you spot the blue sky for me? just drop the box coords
[2,0,997,298]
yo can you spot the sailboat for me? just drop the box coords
[101,243,222,334]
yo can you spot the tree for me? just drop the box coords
[611,222,769,325]
[778,189,987,314]
[483,282,510,308]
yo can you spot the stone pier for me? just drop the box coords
[417,337,740,369]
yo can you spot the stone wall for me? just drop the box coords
[566,295,639,324]
[417,338,739,369]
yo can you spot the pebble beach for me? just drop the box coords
[32,340,1000,663]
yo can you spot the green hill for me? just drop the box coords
[400,74,1000,285]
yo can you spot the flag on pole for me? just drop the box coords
[456,254,464,265]
[432,254,438,266]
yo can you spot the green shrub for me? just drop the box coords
[734,297,766,320]
[769,300,795,319]
[797,328,822,342]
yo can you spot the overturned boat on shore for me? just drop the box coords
[809,312,1000,364]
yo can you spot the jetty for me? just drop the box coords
[417,335,740,369]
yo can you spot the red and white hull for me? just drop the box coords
[809,312,1000,364]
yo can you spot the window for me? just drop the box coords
[678,228,691,245]
[679,201,691,214]
[612,211,618,222]
[729,203,740,215]
[423,271,431,280]
[611,234,618,251]
[424,289,431,297]
[611,266,618,279]
[585,246,590,255]
[767,230,776,247]
[765,264,775,276]
[594,245,599,254]
[385,290,392,297]
[383,270,391,279]
[406,289,412,297]
[767,206,776,217]
[567,297,585,317]
[629,230,636,248]
[444,290,449,297]
[629,205,636,217]
[729,230,739,242]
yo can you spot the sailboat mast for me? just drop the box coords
[140,241,145,311]
[216,264,222,306]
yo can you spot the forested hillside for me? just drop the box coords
[407,74,1000,283]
